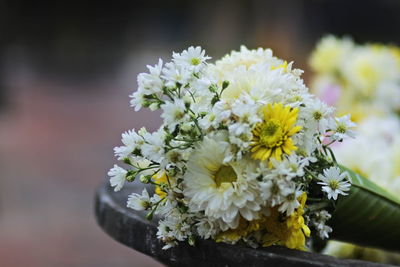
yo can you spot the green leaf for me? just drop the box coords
[328,165,400,252]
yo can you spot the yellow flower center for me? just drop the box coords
[214,165,237,187]
[328,180,339,190]
[191,58,201,66]
[260,119,284,147]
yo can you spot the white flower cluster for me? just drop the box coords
[309,35,400,120]
[108,46,354,250]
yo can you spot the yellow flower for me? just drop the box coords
[263,193,310,250]
[215,193,311,251]
[153,171,168,198]
[251,103,301,162]
[215,217,264,244]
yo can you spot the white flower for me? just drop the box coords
[161,61,192,87]
[160,99,189,131]
[183,136,262,228]
[141,130,165,163]
[108,164,127,192]
[259,177,290,208]
[127,188,151,210]
[113,129,143,160]
[278,184,303,215]
[196,218,219,239]
[318,167,351,200]
[311,210,332,239]
[156,209,191,249]
[173,46,211,72]
[137,59,164,94]
[330,115,356,140]
[303,98,334,133]
[270,154,309,180]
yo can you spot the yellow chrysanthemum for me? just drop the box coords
[215,217,264,244]
[263,193,310,250]
[251,103,302,162]
[215,193,311,250]
[153,171,168,198]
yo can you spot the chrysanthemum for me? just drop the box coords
[183,136,262,228]
[251,103,302,162]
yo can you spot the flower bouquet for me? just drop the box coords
[107,46,400,252]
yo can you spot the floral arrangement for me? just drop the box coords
[309,35,400,122]
[107,46,357,251]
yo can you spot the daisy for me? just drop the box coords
[318,167,351,200]
[173,46,211,72]
[278,184,303,215]
[251,103,302,162]
[330,115,357,141]
[160,99,190,131]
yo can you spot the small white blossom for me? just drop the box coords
[311,210,333,239]
[173,46,211,72]
[162,61,192,87]
[278,184,303,215]
[141,130,166,163]
[318,167,351,200]
[137,59,164,94]
[108,164,127,192]
[114,129,143,160]
[127,188,151,210]
[330,115,357,140]
[160,99,190,131]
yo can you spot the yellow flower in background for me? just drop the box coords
[309,35,352,74]
[251,103,301,162]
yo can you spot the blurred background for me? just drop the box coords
[0,0,399,266]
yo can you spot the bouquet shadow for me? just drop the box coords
[95,182,393,267]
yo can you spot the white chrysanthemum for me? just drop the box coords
[108,164,127,192]
[219,65,286,102]
[318,167,351,200]
[183,136,262,229]
[214,45,283,73]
